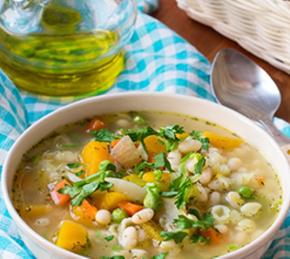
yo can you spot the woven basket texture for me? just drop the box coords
[177,0,290,75]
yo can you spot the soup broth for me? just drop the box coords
[12,112,282,259]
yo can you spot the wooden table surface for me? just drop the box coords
[152,0,290,123]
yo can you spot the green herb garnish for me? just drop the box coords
[59,160,114,206]
[160,231,187,244]
[122,127,158,142]
[104,235,114,241]
[190,130,209,151]
[191,234,210,244]
[67,162,81,169]
[92,129,117,142]
[152,252,168,259]
[75,170,85,177]
[135,153,172,173]
[174,214,214,230]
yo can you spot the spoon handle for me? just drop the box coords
[258,119,290,163]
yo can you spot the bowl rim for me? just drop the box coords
[2,92,290,259]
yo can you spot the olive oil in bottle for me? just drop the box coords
[0,1,127,96]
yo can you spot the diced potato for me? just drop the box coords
[141,221,163,241]
[204,131,243,149]
[94,191,128,211]
[144,135,166,154]
[56,220,88,251]
[123,174,146,187]
[81,141,112,176]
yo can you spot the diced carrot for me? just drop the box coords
[118,201,143,216]
[203,131,243,149]
[72,199,97,226]
[81,141,113,176]
[111,139,120,149]
[202,228,226,245]
[86,117,105,132]
[144,135,166,155]
[50,180,70,206]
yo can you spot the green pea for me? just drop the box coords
[112,208,128,223]
[238,186,254,199]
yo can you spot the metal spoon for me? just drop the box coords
[211,48,290,162]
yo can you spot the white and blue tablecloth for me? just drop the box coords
[0,0,289,258]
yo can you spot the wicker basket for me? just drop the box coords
[176,0,290,75]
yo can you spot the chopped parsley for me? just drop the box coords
[104,235,114,241]
[191,234,209,244]
[160,231,187,244]
[152,252,168,259]
[135,153,172,173]
[92,129,117,142]
[75,170,85,177]
[66,162,81,169]
[121,127,157,142]
[190,130,209,151]
[173,214,214,230]
[59,160,114,206]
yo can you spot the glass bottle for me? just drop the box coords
[0,0,137,96]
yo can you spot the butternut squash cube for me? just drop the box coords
[56,220,88,252]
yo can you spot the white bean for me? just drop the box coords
[132,208,154,224]
[199,168,213,185]
[237,219,256,233]
[55,151,78,162]
[234,231,248,245]
[120,226,138,249]
[115,118,132,129]
[211,205,231,224]
[227,157,242,171]
[226,191,244,209]
[95,209,111,225]
[207,151,224,166]
[209,191,221,205]
[130,249,148,259]
[136,227,147,242]
[197,184,208,203]
[208,176,230,191]
[218,164,230,176]
[214,224,228,234]
[178,137,202,154]
[160,240,181,256]
[240,202,262,217]
[229,209,243,225]
[167,150,181,171]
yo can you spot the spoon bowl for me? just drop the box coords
[211,48,290,161]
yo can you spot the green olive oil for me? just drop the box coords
[0,3,125,96]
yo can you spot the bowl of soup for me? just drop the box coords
[2,93,290,259]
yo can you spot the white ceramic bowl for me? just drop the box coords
[2,93,290,259]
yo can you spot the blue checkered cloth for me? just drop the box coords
[0,0,289,258]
